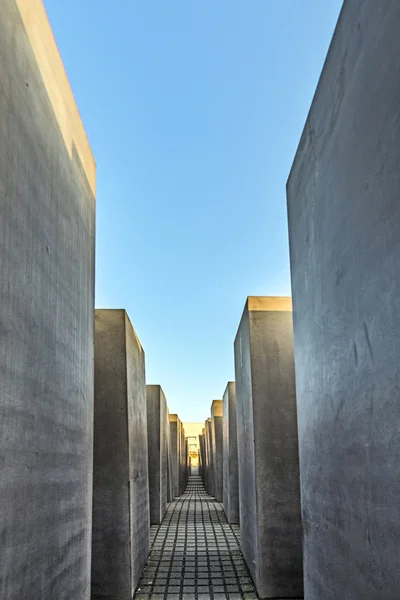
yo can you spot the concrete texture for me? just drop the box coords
[179,422,188,494]
[286,1,400,597]
[146,385,168,524]
[169,415,181,498]
[0,1,95,598]
[92,310,150,599]
[234,297,303,599]
[211,400,224,502]
[166,407,174,503]
[223,383,240,524]
[205,419,215,497]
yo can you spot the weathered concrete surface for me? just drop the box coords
[287,2,400,598]
[206,418,215,497]
[234,297,303,599]
[179,422,187,494]
[198,434,205,479]
[223,383,240,524]
[92,311,150,599]
[211,400,223,502]
[166,406,174,503]
[146,385,168,524]
[0,1,95,598]
[169,415,181,498]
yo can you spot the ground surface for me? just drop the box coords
[134,475,256,599]
[134,475,303,599]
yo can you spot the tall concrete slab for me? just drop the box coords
[146,385,168,524]
[211,400,223,502]
[286,1,400,597]
[92,310,150,599]
[166,406,174,503]
[169,415,181,498]
[179,422,187,494]
[234,297,303,599]
[205,419,214,496]
[223,382,240,524]
[0,1,95,598]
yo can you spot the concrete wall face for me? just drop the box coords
[169,416,180,498]
[234,298,303,599]
[0,2,95,598]
[211,401,223,502]
[223,383,240,524]
[205,419,214,497]
[92,311,150,599]
[147,385,168,524]
[166,407,174,503]
[287,2,400,598]
[126,314,151,590]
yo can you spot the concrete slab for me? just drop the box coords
[211,400,223,502]
[169,415,181,498]
[223,382,240,524]
[146,385,169,525]
[165,406,174,503]
[205,418,214,497]
[0,2,95,597]
[234,297,303,599]
[287,1,400,597]
[92,310,150,599]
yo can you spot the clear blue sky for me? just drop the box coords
[44,0,342,422]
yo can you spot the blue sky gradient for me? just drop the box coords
[44,0,343,421]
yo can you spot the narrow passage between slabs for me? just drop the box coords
[134,475,259,599]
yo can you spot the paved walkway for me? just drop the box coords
[134,475,259,599]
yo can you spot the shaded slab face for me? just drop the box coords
[287,1,400,598]
[0,1,95,598]
[169,415,180,497]
[205,419,215,497]
[92,311,150,599]
[223,382,240,524]
[211,400,224,502]
[146,385,168,524]
[234,297,303,599]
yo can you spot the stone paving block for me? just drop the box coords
[92,310,150,599]
[287,1,400,598]
[0,2,96,598]
[234,297,303,599]
[134,476,261,599]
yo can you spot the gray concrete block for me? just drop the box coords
[0,2,95,598]
[92,310,150,599]
[223,382,240,524]
[234,297,303,599]
[179,422,186,494]
[169,415,181,497]
[166,406,174,503]
[146,385,168,524]
[205,418,215,497]
[211,400,223,502]
[286,1,400,597]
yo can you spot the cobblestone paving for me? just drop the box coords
[134,475,259,599]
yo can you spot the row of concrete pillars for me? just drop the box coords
[93,310,193,598]
[198,298,303,599]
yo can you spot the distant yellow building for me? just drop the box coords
[183,422,204,467]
